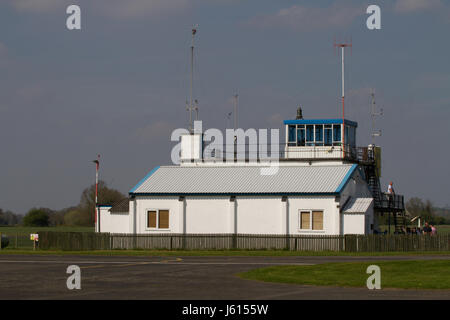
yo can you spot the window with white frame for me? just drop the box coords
[147,209,169,229]
[299,210,323,231]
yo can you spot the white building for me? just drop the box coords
[97,116,378,236]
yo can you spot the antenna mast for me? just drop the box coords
[370,89,383,145]
[92,154,100,228]
[187,26,199,133]
[233,94,238,130]
[334,38,352,157]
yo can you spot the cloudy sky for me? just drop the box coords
[0,0,449,214]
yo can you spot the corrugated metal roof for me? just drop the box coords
[342,197,373,213]
[130,164,357,195]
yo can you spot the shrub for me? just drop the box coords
[23,208,50,227]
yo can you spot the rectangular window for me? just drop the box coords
[147,210,157,228]
[297,128,305,146]
[306,125,314,143]
[299,210,324,231]
[324,128,332,146]
[315,125,323,141]
[147,209,169,229]
[333,124,341,143]
[315,125,323,146]
[312,211,323,230]
[300,211,310,229]
[159,210,169,229]
[288,125,296,143]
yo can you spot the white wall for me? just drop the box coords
[130,195,340,235]
[185,197,231,233]
[339,168,374,235]
[180,133,203,162]
[133,196,181,234]
[287,196,339,235]
[98,207,130,234]
[107,174,371,236]
[342,214,366,235]
[236,197,282,234]
[285,146,343,159]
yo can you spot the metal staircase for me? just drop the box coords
[356,146,406,233]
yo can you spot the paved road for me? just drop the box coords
[0,254,449,299]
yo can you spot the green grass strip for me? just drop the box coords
[238,260,450,289]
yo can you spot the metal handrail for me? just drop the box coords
[201,144,372,162]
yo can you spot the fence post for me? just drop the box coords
[232,234,237,250]
[0,232,2,251]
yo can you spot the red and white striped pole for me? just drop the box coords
[93,154,100,230]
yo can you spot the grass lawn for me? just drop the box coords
[1,249,450,256]
[0,226,94,234]
[238,260,450,289]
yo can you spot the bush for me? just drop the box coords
[64,209,91,226]
[23,208,50,227]
[1,235,9,249]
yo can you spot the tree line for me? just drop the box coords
[405,197,449,225]
[0,181,126,227]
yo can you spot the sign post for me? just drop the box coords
[30,234,39,250]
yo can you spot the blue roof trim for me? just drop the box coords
[335,164,358,193]
[129,166,160,193]
[130,192,338,197]
[283,119,358,127]
[96,204,112,208]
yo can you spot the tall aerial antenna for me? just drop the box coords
[334,37,352,157]
[233,93,238,130]
[370,89,383,145]
[186,25,199,133]
[92,154,100,227]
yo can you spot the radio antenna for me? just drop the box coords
[370,89,383,145]
[233,93,238,130]
[186,25,198,133]
[333,37,352,157]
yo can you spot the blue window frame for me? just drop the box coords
[286,122,355,148]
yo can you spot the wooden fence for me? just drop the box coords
[38,232,450,252]
[0,232,38,249]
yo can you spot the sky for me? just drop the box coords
[0,0,449,214]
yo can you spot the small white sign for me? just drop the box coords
[30,233,39,241]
